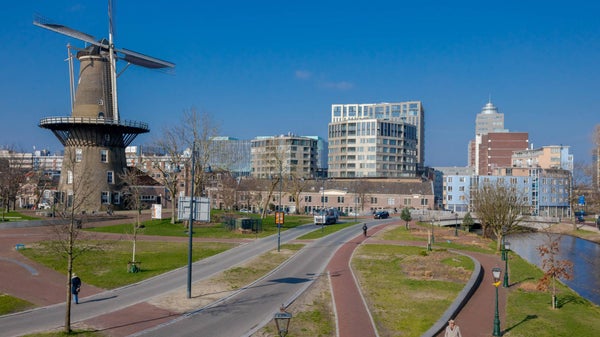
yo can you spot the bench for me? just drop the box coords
[15,243,25,250]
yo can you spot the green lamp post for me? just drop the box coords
[492,267,502,337]
[503,241,511,288]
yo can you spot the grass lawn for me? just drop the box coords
[353,244,473,336]
[0,294,34,315]
[504,254,600,337]
[21,240,235,289]
[0,211,39,221]
[86,213,314,239]
[297,221,358,240]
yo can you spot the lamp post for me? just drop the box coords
[492,267,502,337]
[354,182,358,223]
[431,217,435,244]
[503,241,511,288]
[454,212,459,236]
[187,141,196,299]
[320,175,325,232]
[273,306,293,337]
[277,162,282,252]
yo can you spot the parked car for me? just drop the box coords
[37,202,51,210]
[374,210,389,219]
[314,208,339,225]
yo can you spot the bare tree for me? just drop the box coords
[152,126,188,224]
[218,172,239,210]
[0,148,27,212]
[355,179,371,214]
[536,232,574,309]
[50,152,103,333]
[180,108,220,198]
[119,167,147,270]
[471,180,528,251]
[287,174,308,214]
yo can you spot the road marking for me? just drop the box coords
[0,257,39,275]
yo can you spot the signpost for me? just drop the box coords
[276,211,285,252]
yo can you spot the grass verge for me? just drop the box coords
[21,240,234,289]
[0,294,34,315]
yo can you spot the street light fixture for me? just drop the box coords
[454,212,459,237]
[503,241,511,288]
[273,306,293,337]
[492,267,502,337]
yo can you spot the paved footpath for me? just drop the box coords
[329,221,508,337]
[327,223,387,337]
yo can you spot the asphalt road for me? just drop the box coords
[134,221,374,337]
[0,219,384,337]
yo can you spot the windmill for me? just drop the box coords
[35,0,175,212]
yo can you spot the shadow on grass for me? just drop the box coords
[510,276,535,287]
[504,314,538,334]
[557,294,587,308]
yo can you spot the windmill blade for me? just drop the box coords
[116,47,175,69]
[33,15,108,49]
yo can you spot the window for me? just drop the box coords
[101,191,110,204]
[112,192,121,204]
[101,149,108,163]
[321,196,329,203]
[338,196,345,203]
[75,148,82,162]
[67,170,73,184]
[388,198,395,205]
[370,197,378,204]
[304,196,312,202]
[107,171,114,184]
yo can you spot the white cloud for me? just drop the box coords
[320,81,354,91]
[295,70,312,80]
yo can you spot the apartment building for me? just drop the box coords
[511,145,573,172]
[251,135,318,179]
[330,101,425,166]
[477,132,529,175]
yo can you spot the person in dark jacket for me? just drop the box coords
[363,224,368,237]
[71,273,81,304]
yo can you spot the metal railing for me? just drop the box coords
[39,116,149,130]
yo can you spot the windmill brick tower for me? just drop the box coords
[35,3,174,212]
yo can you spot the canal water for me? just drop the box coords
[509,232,600,306]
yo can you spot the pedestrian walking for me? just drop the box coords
[362,224,368,237]
[71,273,81,304]
[444,319,462,337]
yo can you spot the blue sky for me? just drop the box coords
[1,0,599,167]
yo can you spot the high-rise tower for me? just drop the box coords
[35,4,174,212]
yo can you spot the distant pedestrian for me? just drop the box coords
[444,319,462,337]
[362,224,368,237]
[71,273,81,304]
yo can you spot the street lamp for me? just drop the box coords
[320,175,325,232]
[277,162,283,252]
[492,267,502,337]
[454,212,459,236]
[273,306,293,337]
[503,241,511,288]
[431,217,435,244]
